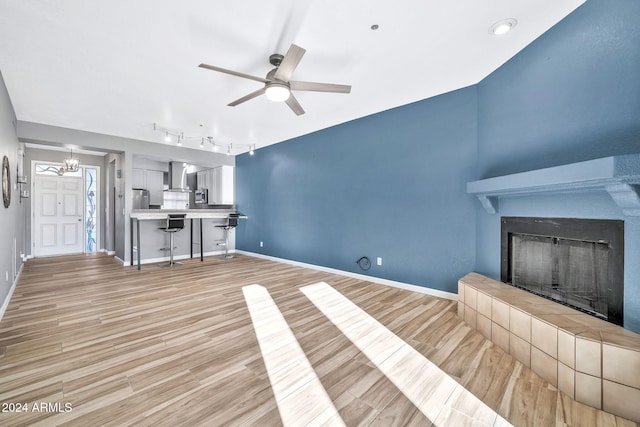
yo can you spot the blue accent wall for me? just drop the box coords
[237,0,640,331]
[237,87,478,293]
[475,0,640,332]
[478,0,640,178]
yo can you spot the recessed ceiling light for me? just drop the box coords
[371,24,379,30]
[490,18,517,36]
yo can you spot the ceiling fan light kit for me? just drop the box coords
[265,82,291,102]
[199,43,351,116]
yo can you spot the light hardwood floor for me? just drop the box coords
[0,253,637,426]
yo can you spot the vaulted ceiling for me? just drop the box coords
[0,0,585,155]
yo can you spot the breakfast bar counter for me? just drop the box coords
[130,209,245,269]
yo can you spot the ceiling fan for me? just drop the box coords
[199,44,351,116]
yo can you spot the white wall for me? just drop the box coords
[0,70,26,314]
[17,121,235,265]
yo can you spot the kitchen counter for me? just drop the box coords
[130,209,246,269]
[131,208,237,220]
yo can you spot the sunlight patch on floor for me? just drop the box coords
[300,282,512,427]
[243,284,346,427]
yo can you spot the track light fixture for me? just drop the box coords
[153,123,255,155]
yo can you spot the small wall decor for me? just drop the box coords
[2,155,10,208]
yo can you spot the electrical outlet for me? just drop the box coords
[377,257,382,266]
[259,241,264,247]
[5,271,8,281]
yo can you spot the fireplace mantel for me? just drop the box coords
[467,154,640,215]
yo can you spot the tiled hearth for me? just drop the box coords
[458,272,640,423]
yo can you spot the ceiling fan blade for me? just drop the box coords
[274,44,306,82]
[285,93,305,116]
[199,63,269,84]
[290,81,351,93]
[228,87,266,106]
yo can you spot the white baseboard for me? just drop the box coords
[0,262,24,322]
[235,250,458,301]
[100,249,116,255]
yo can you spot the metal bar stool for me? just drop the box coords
[215,213,240,259]
[158,214,186,267]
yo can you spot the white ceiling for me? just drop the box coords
[0,0,585,155]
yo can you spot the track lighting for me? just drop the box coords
[153,123,255,155]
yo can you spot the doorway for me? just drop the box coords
[32,162,100,257]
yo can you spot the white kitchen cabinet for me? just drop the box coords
[208,165,234,205]
[132,168,145,189]
[146,170,164,205]
[207,169,215,197]
[196,170,208,190]
[132,168,164,205]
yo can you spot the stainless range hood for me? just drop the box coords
[168,162,190,192]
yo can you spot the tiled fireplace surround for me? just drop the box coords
[458,272,640,423]
[463,154,640,421]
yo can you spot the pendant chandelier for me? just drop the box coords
[64,149,80,172]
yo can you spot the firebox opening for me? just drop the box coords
[501,217,624,327]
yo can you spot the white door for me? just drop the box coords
[34,174,84,256]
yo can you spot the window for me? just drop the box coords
[85,168,97,252]
[35,163,82,177]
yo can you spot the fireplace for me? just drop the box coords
[501,217,624,326]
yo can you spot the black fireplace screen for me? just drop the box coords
[511,234,609,319]
[501,217,624,326]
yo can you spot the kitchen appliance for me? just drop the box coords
[168,162,190,191]
[194,188,208,204]
[132,189,150,210]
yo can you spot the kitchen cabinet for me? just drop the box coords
[195,166,234,205]
[209,165,234,205]
[196,170,208,190]
[146,170,164,205]
[132,168,145,189]
[132,168,164,205]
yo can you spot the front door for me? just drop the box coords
[34,174,84,256]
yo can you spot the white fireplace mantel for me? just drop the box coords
[467,154,640,215]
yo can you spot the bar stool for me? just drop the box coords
[158,214,186,267]
[216,213,239,259]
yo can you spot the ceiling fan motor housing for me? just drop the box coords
[269,53,284,67]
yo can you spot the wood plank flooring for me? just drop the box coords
[0,253,637,426]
